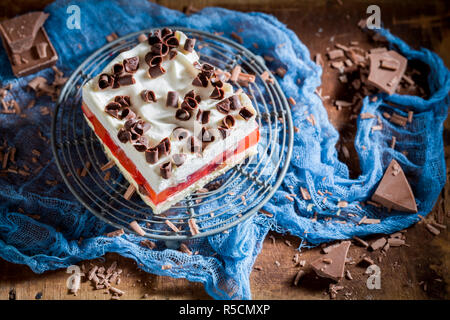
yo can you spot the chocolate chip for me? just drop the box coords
[145,147,158,164]
[216,99,230,114]
[210,87,224,100]
[117,74,135,86]
[98,73,113,89]
[184,38,196,52]
[112,63,124,74]
[160,161,172,179]
[239,107,254,120]
[148,65,166,78]
[118,128,131,143]
[201,110,210,124]
[123,56,139,73]
[172,153,186,167]
[141,90,156,103]
[188,136,202,153]
[218,126,229,139]
[175,108,191,121]
[169,50,177,60]
[166,91,179,108]
[133,136,149,152]
[223,115,235,128]
[172,127,189,140]
[145,52,162,67]
[105,101,121,118]
[229,95,241,110]
[114,95,131,107]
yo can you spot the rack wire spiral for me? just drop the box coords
[51,27,293,247]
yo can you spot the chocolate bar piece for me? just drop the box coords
[0,11,58,77]
[311,241,351,282]
[367,50,407,95]
[371,159,417,213]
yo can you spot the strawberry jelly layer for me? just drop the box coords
[82,103,260,206]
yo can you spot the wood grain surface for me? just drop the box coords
[0,0,449,300]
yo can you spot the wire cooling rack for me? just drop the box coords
[51,27,293,246]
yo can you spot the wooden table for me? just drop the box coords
[0,0,449,300]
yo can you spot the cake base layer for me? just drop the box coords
[82,102,259,213]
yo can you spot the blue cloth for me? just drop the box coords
[0,0,449,300]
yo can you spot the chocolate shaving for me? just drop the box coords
[215,99,230,114]
[200,110,210,124]
[133,136,149,152]
[98,73,113,89]
[228,95,241,110]
[105,102,121,118]
[181,97,198,111]
[148,65,166,78]
[239,107,254,120]
[145,147,158,164]
[117,74,135,86]
[192,72,209,87]
[223,115,235,128]
[117,128,132,143]
[166,91,179,108]
[148,30,162,45]
[123,56,139,73]
[175,108,191,121]
[156,137,171,158]
[114,95,131,107]
[210,87,224,100]
[118,107,135,120]
[188,218,200,236]
[218,126,230,139]
[141,90,156,103]
[169,50,177,60]
[164,35,179,48]
[184,38,196,52]
[160,161,172,179]
[151,42,169,56]
[144,52,162,67]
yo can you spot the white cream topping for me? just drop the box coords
[82,31,258,195]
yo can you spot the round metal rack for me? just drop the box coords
[51,27,293,246]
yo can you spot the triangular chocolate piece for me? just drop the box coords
[371,159,417,213]
[310,241,351,282]
[0,12,49,54]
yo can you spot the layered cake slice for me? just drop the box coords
[82,28,259,213]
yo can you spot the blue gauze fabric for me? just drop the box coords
[0,0,449,300]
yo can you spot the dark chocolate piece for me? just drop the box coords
[184,38,196,52]
[367,50,407,95]
[151,42,169,56]
[166,91,179,108]
[105,102,121,118]
[112,63,124,74]
[133,136,149,152]
[145,147,158,164]
[169,50,177,60]
[175,108,191,121]
[172,153,186,167]
[229,95,241,110]
[192,72,209,87]
[160,161,172,179]
[141,90,157,103]
[181,97,198,111]
[0,12,58,77]
[117,128,131,143]
[210,77,223,88]
[239,107,254,120]
[201,110,210,124]
[371,159,417,213]
[185,90,201,103]
[310,241,351,282]
[123,56,139,73]
[148,65,166,78]
[118,107,135,121]
[164,36,179,48]
[156,137,171,158]
[148,30,162,45]
[218,126,229,139]
[114,95,131,107]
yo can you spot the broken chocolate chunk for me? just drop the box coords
[184,38,196,52]
[160,161,172,179]
[367,50,407,95]
[145,147,158,164]
[172,153,186,167]
[239,107,254,120]
[310,241,351,282]
[123,56,139,73]
[148,65,166,78]
[166,91,179,108]
[141,90,156,103]
[371,159,417,213]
